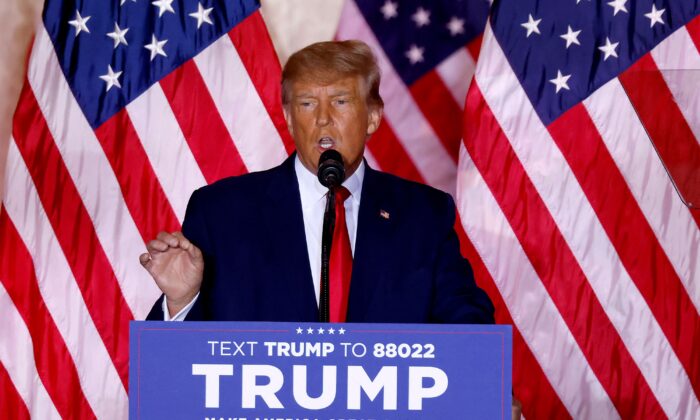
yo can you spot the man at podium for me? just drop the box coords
[139,40,494,326]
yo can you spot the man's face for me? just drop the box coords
[284,75,382,178]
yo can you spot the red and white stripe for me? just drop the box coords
[459,19,700,419]
[336,0,481,194]
[28,26,161,319]
[126,83,208,223]
[0,282,60,419]
[650,26,700,144]
[2,10,289,418]
[193,32,288,172]
[3,139,128,418]
[583,79,700,312]
[436,47,476,108]
[456,145,617,419]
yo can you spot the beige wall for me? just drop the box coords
[0,0,344,201]
[0,0,42,204]
[261,0,344,65]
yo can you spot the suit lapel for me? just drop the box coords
[260,155,319,320]
[348,165,396,321]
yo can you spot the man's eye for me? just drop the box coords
[335,99,348,105]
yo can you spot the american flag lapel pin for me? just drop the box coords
[379,209,390,220]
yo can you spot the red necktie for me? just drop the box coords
[329,186,352,322]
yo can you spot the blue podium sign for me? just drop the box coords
[130,321,511,419]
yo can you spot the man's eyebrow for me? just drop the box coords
[293,91,354,99]
[330,90,352,96]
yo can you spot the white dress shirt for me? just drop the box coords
[163,155,364,320]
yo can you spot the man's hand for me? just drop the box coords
[512,397,522,420]
[139,231,204,317]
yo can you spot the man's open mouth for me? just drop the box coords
[319,137,335,149]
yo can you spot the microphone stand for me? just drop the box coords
[319,186,336,323]
[316,149,344,323]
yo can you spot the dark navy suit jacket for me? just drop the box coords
[147,155,494,324]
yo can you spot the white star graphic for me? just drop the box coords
[99,65,122,92]
[338,328,346,335]
[144,34,168,61]
[405,44,424,64]
[560,25,581,48]
[607,0,628,16]
[296,327,303,334]
[598,37,619,61]
[645,4,665,28]
[306,327,314,334]
[412,7,430,27]
[576,0,591,3]
[318,327,325,334]
[328,328,335,334]
[107,23,129,48]
[68,10,91,36]
[120,0,137,5]
[521,14,541,38]
[598,38,620,61]
[447,17,465,36]
[380,0,398,20]
[549,70,571,93]
[189,3,214,29]
[152,0,175,17]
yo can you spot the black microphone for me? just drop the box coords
[317,149,345,188]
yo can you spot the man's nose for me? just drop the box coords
[315,102,331,126]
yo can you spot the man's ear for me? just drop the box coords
[283,106,294,135]
[367,106,382,135]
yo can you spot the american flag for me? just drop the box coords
[458,0,700,418]
[336,0,489,194]
[336,0,700,418]
[0,0,292,417]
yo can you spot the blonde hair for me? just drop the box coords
[281,40,384,109]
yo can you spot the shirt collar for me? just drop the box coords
[295,154,364,205]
